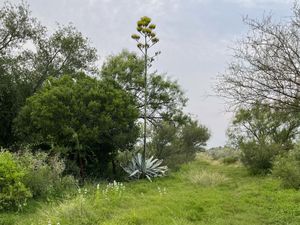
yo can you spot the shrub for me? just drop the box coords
[148,120,210,170]
[240,141,281,175]
[0,150,31,210]
[15,150,77,198]
[273,146,300,189]
[14,74,140,178]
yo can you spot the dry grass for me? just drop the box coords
[187,169,229,187]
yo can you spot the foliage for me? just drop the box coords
[273,144,300,189]
[149,119,210,169]
[227,103,299,174]
[240,141,282,175]
[0,1,98,147]
[0,150,31,211]
[101,49,188,177]
[14,150,77,198]
[181,120,211,153]
[0,1,42,147]
[101,50,188,125]
[122,153,168,181]
[14,74,139,177]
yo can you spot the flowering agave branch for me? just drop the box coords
[131,16,160,176]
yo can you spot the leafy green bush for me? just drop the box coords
[14,74,140,178]
[148,120,210,170]
[240,142,281,175]
[273,146,300,189]
[15,150,77,198]
[0,150,31,210]
[227,103,298,175]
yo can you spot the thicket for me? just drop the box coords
[273,144,300,189]
[0,150,31,210]
[148,120,210,169]
[0,149,76,211]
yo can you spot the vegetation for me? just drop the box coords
[226,103,299,174]
[122,153,168,180]
[1,1,300,224]
[273,144,300,189]
[149,120,210,169]
[0,149,76,211]
[101,50,187,125]
[1,155,300,225]
[0,151,31,210]
[14,150,77,199]
[217,3,300,113]
[206,146,240,164]
[0,2,97,147]
[14,74,139,178]
[131,16,160,175]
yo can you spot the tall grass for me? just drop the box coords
[187,170,228,187]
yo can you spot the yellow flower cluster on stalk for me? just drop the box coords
[131,16,159,53]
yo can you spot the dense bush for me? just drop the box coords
[240,142,281,175]
[273,145,300,189]
[0,150,31,210]
[227,103,298,174]
[14,73,139,178]
[148,120,210,170]
[15,150,77,198]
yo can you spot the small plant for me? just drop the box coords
[157,186,167,196]
[102,181,125,204]
[122,153,168,181]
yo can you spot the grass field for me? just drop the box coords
[1,154,300,225]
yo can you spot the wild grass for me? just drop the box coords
[187,169,228,187]
[1,154,300,225]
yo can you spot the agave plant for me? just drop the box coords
[122,153,168,181]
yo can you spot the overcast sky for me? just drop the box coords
[6,0,294,147]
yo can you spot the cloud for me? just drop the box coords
[223,0,293,8]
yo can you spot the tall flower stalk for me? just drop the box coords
[131,16,159,174]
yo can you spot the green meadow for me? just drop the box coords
[2,154,299,225]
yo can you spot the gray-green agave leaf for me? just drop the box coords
[122,153,168,181]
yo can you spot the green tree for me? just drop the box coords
[149,119,210,169]
[14,74,139,178]
[228,103,300,174]
[0,2,98,147]
[101,50,187,124]
[0,1,42,147]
